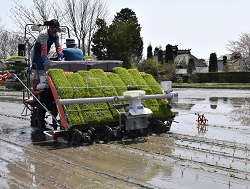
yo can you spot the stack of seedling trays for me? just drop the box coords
[4,56,27,91]
[48,67,174,130]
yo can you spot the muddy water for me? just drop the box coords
[167,88,250,189]
[0,89,250,189]
[172,88,250,142]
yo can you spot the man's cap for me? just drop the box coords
[49,19,60,27]
[65,38,76,46]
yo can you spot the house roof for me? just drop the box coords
[174,54,207,68]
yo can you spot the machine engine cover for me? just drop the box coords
[125,116,148,130]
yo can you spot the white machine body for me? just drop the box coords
[123,90,152,130]
[36,76,49,90]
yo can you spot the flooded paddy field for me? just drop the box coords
[0,88,249,189]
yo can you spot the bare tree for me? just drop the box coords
[0,18,4,31]
[0,30,23,59]
[7,0,108,56]
[227,32,250,58]
[63,0,108,55]
[9,0,64,57]
[10,0,62,32]
[86,0,108,55]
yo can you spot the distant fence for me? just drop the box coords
[176,72,250,83]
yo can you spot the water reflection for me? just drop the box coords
[197,124,208,134]
[206,97,250,126]
[172,91,250,139]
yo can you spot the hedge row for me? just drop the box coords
[177,72,250,83]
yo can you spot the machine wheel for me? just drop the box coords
[31,108,46,129]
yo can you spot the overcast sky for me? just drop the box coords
[1,0,250,59]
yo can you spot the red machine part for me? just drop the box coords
[0,72,12,84]
[46,74,68,130]
[196,113,208,125]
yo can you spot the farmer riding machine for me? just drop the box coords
[8,23,178,144]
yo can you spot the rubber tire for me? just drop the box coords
[30,108,46,129]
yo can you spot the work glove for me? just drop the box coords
[42,57,51,63]
[57,54,63,61]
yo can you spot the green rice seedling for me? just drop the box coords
[141,74,173,117]
[66,105,85,124]
[113,67,138,89]
[196,173,198,181]
[90,69,120,120]
[127,69,163,118]
[228,180,231,188]
[48,69,84,124]
[48,69,73,99]
[78,70,113,123]
[154,163,161,168]
[65,73,97,123]
[200,165,203,170]
[106,73,127,96]
[181,168,185,177]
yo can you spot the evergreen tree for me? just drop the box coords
[92,8,143,68]
[158,49,164,64]
[165,44,174,63]
[110,8,143,68]
[91,19,109,60]
[209,53,218,72]
[222,55,227,65]
[187,58,196,74]
[147,44,153,59]
[154,47,159,56]
[108,22,134,68]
